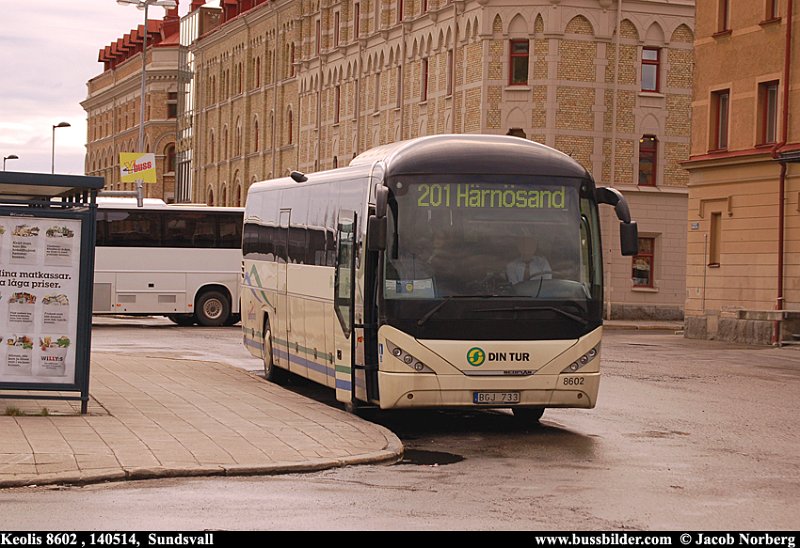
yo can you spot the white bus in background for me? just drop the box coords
[241,135,638,421]
[92,199,243,326]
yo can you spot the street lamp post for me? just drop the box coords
[3,154,19,171]
[117,0,177,206]
[51,122,71,174]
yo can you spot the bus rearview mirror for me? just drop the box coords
[374,186,389,218]
[367,215,387,251]
[620,222,638,256]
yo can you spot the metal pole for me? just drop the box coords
[136,1,149,207]
[51,125,56,174]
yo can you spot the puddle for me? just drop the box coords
[400,449,464,466]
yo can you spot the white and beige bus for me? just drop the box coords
[93,199,243,326]
[241,135,637,421]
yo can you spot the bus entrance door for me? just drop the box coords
[333,212,357,407]
[276,209,291,370]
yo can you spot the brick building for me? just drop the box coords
[82,4,181,202]
[683,0,800,344]
[180,0,694,320]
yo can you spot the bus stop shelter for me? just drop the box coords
[0,171,103,414]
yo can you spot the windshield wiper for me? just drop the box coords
[417,295,488,327]
[479,305,588,326]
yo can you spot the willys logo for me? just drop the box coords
[467,347,486,367]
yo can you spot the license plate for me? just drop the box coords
[473,391,520,404]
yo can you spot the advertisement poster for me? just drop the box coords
[0,216,81,384]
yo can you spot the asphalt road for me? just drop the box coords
[2,319,798,530]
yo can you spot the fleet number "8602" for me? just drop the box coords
[563,377,585,386]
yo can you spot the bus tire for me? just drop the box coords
[195,290,230,327]
[224,313,241,326]
[167,314,196,326]
[262,323,288,384]
[512,407,545,423]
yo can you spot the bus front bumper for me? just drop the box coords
[376,371,600,410]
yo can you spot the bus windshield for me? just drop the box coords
[384,175,600,303]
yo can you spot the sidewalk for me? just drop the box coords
[0,353,403,489]
[603,319,684,331]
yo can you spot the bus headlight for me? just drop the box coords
[386,340,434,373]
[561,346,599,373]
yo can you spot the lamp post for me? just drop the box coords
[3,154,19,171]
[117,0,177,206]
[51,122,71,173]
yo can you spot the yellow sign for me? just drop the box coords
[120,152,157,184]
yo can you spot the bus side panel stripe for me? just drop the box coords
[272,346,336,379]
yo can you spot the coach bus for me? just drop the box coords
[241,135,637,420]
[93,199,243,326]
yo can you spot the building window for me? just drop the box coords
[711,89,730,150]
[709,212,722,266]
[765,0,779,20]
[509,40,529,86]
[758,80,779,145]
[167,92,178,119]
[717,0,731,33]
[316,19,321,55]
[235,118,242,157]
[334,11,340,47]
[334,85,341,124]
[354,3,360,39]
[253,118,260,152]
[396,66,402,108]
[423,0,428,12]
[632,237,655,288]
[446,49,454,96]
[255,57,261,88]
[641,48,660,92]
[374,71,381,112]
[397,0,404,24]
[421,58,429,102]
[209,131,215,163]
[288,110,293,145]
[638,135,658,186]
[165,144,176,173]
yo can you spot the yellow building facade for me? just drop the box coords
[683,0,800,344]
[83,11,181,202]
[184,0,695,320]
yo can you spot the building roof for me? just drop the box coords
[97,6,180,71]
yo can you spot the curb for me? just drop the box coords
[0,422,403,490]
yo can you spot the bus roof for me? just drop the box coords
[349,134,591,179]
[96,197,243,212]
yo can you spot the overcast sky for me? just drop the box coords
[0,0,190,176]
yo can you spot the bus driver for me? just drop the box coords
[506,234,552,284]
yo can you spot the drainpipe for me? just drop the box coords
[771,0,793,344]
[606,0,623,319]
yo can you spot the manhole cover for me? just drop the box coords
[400,449,464,466]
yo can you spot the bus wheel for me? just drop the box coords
[262,324,288,384]
[224,313,241,326]
[196,290,230,327]
[167,314,196,326]
[512,407,545,423]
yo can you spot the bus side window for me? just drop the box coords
[308,227,326,265]
[164,213,195,247]
[193,218,217,248]
[95,211,108,246]
[219,215,242,248]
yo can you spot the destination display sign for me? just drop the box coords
[414,183,567,210]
